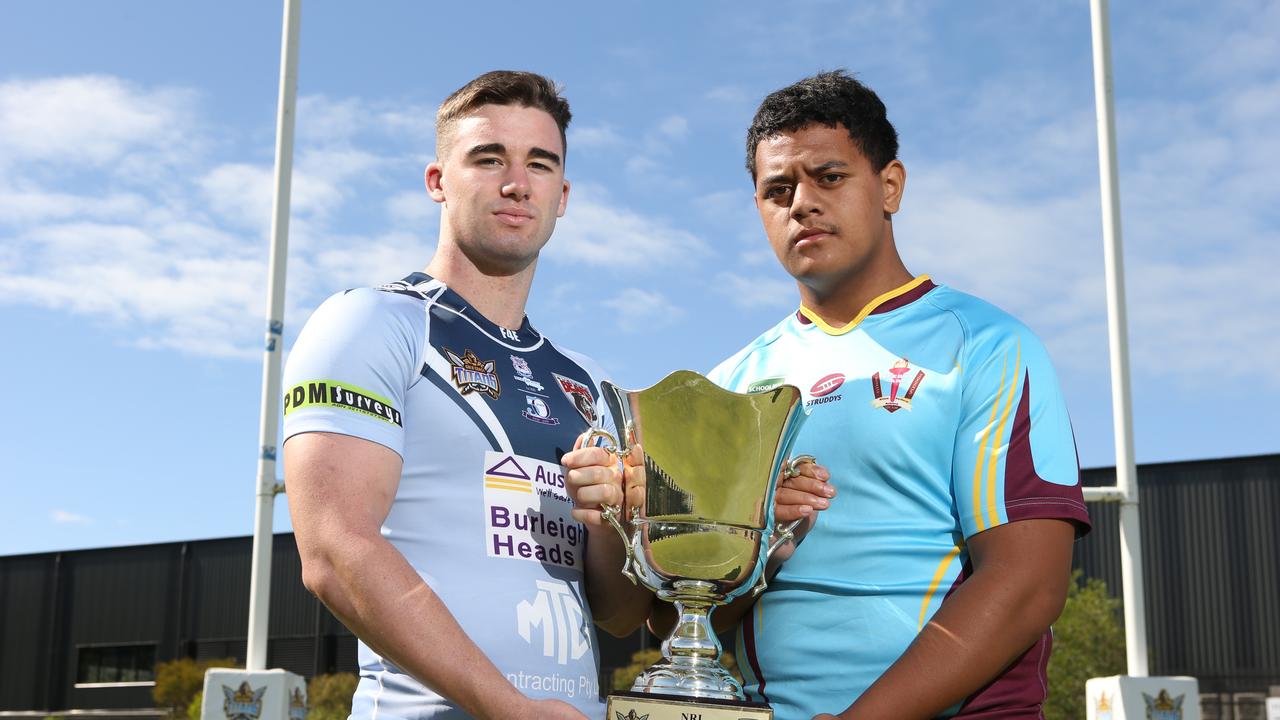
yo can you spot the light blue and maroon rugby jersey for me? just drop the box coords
[707,275,1090,720]
[282,272,609,720]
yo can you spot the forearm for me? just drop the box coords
[585,522,653,637]
[304,532,522,719]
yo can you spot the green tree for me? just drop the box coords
[152,657,238,719]
[307,673,359,720]
[1044,571,1126,720]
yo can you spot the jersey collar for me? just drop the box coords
[400,271,541,343]
[796,275,936,336]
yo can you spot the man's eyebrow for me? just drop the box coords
[528,146,562,167]
[812,160,850,174]
[758,172,792,188]
[466,143,506,158]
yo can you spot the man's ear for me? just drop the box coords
[425,161,446,203]
[881,159,906,215]
[556,178,570,218]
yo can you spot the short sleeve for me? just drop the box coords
[281,289,422,458]
[951,322,1090,539]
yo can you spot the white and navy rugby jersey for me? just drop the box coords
[282,272,610,720]
[709,276,1090,720]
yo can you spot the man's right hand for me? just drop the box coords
[511,698,590,720]
[561,443,624,526]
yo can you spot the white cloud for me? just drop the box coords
[0,76,439,360]
[0,189,150,225]
[51,510,91,525]
[311,231,432,291]
[568,124,624,150]
[547,184,709,267]
[656,115,689,141]
[0,75,194,168]
[601,288,685,333]
[706,86,747,104]
[385,190,438,230]
[199,163,274,230]
[713,272,796,310]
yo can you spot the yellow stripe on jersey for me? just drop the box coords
[986,340,1021,529]
[919,542,965,629]
[736,618,758,689]
[798,275,932,336]
[972,352,1009,532]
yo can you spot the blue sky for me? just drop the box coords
[1,1,1276,556]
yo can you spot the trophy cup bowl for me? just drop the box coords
[586,370,809,719]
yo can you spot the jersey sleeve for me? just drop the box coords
[951,320,1090,539]
[558,346,618,439]
[281,289,422,458]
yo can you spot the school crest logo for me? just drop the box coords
[221,682,267,720]
[615,711,650,720]
[445,348,501,399]
[870,358,925,413]
[1095,691,1112,720]
[553,373,597,425]
[510,354,545,392]
[1142,689,1184,720]
[287,688,307,720]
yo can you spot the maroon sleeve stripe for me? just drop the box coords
[1003,370,1091,536]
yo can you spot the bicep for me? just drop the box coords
[285,431,404,552]
[966,518,1075,605]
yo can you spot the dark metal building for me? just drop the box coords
[1,454,1276,712]
[1073,453,1280,695]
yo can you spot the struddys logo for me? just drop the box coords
[288,687,307,720]
[1094,691,1112,720]
[221,682,266,720]
[445,348,501,399]
[806,372,845,408]
[871,358,925,413]
[553,373,597,425]
[1142,689,1184,720]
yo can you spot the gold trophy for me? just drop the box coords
[584,370,810,720]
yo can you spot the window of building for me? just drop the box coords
[76,644,157,685]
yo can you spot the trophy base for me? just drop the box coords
[606,691,772,719]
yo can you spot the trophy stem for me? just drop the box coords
[662,593,720,663]
[632,580,744,700]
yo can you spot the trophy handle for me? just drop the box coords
[753,454,817,596]
[581,428,639,585]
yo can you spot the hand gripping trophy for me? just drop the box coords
[584,370,812,720]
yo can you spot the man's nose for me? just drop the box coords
[790,181,822,221]
[501,166,531,200]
